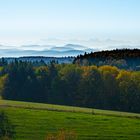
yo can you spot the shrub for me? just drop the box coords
[45,129,77,140]
[0,111,15,140]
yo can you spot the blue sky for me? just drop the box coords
[0,0,140,47]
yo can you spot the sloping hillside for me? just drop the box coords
[0,100,140,140]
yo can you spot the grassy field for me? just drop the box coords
[0,100,140,140]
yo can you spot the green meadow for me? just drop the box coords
[0,100,140,140]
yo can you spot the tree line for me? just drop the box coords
[0,60,140,113]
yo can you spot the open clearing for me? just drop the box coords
[0,100,140,140]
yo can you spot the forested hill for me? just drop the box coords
[73,49,140,70]
[0,56,74,65]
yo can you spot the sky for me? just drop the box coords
[0,0,140,49]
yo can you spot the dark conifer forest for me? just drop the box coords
[74,49,140,70]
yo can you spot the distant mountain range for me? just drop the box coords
[0,44,96,57]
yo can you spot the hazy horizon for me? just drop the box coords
[0,0,140,56]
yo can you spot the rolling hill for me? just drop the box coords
[0,100,140,140]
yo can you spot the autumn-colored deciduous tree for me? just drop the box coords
[0,61,140,113]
